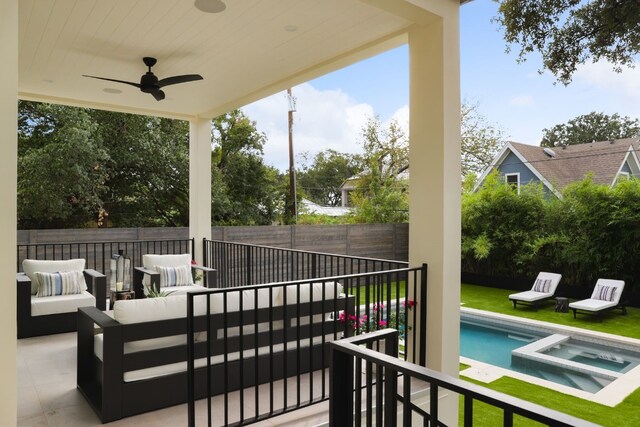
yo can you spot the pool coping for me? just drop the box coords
[460,307,640,407]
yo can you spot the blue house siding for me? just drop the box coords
[497,152,539,185]
[621,161,632,175]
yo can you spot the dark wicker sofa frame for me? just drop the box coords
[17,269,107,339]
[77,287,353,423]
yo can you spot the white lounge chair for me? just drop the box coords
[508,272,562,310]
[569,279,627,320]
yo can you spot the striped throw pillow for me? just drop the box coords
[532,279,551,293]
[35,271,83,297]
[595,285,616,302]
[156,265,193,287]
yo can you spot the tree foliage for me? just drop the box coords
[495,0,640,85]
[463,171,640,291]
[296,149,363,207]
[18,103,109,228]
[540,111,640,147]
[17,101,282,228]
[461,101,506,176]
[350,117,409,223]
[211,110,282,225]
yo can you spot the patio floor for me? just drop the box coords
[16,332,332,427]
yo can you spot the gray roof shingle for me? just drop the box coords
[509,138,640,190]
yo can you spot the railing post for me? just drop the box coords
[420,263,428,366]
[330,344,354,427]
[202,237,208,267]
[246,244,252,285]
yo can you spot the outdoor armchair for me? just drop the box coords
[17,258,106,338]
[132,253,216,298]
[569,279,626,320]
[508,272,562,310]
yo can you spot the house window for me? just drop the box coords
[505,173,520,193]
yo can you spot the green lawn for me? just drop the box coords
[458,283,640,426]
[461,283,640,340]
[353,281,407,305]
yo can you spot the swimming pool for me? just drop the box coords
[460,313,640,393]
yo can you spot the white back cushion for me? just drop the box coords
[142,254,192,286]
[283,281,343,305]
[23,258,86,295]
[591,279,625,304]
[532,272,562,294]
[114,295,190,351]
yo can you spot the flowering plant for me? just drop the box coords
[190,259,203,282]
[390,299,415,340]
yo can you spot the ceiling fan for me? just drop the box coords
[83,57,203,101]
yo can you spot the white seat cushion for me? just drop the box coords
[23,258,87,295]
[569,298,617,312]
[159,285,208,296]
[509,290,553,302]
[31,291,95,316]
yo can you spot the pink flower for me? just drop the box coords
[191,259,198,265]
[379,320,387,327]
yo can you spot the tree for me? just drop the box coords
[540,112,640,147]
[296,149,363,206]
[211,110,281,225]
[461,101,506,176]
[18,102,109,228]
[495,0,640,85]
[350,117,409,223]
[90,110,190,227]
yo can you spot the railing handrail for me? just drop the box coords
[18,238,193,247]
[206,239,409,266]
[200,266,421,291]
[332,331,599,427]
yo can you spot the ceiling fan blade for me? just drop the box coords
[157,74,203,88]
[151,90,166,101]
[82,75,141,88]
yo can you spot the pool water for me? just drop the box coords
[459,319,634,393]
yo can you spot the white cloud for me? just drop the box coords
[508,95,534,107]
[242,83,374,171]
[573,60,640,117]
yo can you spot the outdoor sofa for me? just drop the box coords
[17,259,107,339]
[508,272,562,310]
[77,280,352,422]
[569,279,626,319]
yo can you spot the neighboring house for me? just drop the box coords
[340,169,410,207]
[475,138,640,197]
[299,198,352,217]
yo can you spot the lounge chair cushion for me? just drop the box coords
[568,298,617,313]
[23,258,87,295]
[283,281,343,304]
[31,291,95,316]
[509,272,562,303]
[35,271,84,297]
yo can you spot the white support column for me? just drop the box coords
[189,118,212,264]
[408,4,461,425]
[0,0,18,424]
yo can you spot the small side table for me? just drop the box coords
[555,297,569,313]
[109,290,135,310]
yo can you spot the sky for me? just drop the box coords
[243,1,640,172]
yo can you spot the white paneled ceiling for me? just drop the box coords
[18,0,426,119]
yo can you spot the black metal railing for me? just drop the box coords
[203,239,408,288]
[330,329,599,427]
[186,266,425,426]
[17,238,194,285]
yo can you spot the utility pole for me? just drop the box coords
[287,88,297,222]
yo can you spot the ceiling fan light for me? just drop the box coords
[194,0,226,13]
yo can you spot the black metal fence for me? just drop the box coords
[330,329,598,427]
[186,266,426,426]
[204,239,408,288]
[17,238,194,286]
